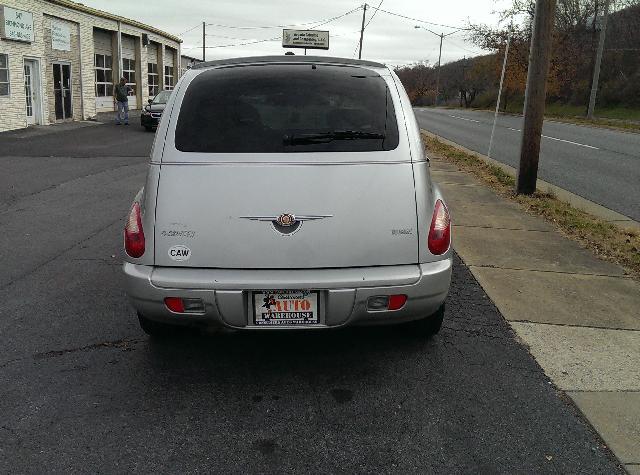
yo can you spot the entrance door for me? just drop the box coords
[53,63,72,120]
[24,62,36,125]
[23,59,42,126]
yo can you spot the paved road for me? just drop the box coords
[415,107,640,221]
[0,122,623,473]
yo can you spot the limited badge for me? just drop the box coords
[168,245,191,261]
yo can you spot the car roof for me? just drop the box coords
[192,55,387,70]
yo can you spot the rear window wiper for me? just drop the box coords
[284,130,385,145]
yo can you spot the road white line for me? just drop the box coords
[503,127,599,149]
[541,135,600,149]
[423,109,600,150]
[449,114,480,123]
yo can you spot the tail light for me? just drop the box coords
[164,297,205,314]
[428,200,451,255]
[164,297,184,313]
[367,294,408,311]
[387,294,408,310]
[124,202,145,258]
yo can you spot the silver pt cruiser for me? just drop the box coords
[123,55,452,337]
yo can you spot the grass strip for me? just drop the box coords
[423,133,640,279]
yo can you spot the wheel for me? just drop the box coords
[137,312,179,337]
[404,303,445,337]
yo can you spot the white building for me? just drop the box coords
[0,0,183,132]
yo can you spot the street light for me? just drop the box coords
[414,25,458,106]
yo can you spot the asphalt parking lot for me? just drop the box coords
[0,121,623,473]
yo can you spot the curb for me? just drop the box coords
[421,129,640,232]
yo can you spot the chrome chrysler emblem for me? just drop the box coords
[277,213,296,227]
[239,213,333,235]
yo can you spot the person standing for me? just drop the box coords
[114,77,133,125]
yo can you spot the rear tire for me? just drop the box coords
[137,312,179,337]
[405,303,445,337]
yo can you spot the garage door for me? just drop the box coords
[93,29,114,111]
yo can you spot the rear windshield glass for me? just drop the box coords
[152,90,171,104]
[175,64,400,153]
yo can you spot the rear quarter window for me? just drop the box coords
[174,64,400,153]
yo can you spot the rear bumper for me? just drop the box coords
[122,259,452,329]
[140,114,160,127]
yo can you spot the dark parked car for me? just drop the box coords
[141,90,172,131]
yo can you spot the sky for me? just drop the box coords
[79,0,510,67]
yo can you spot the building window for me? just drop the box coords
[94,53,112,97]
[123,58,136,96]
[164,65,174,90]
[0,53,10,96]
[148,63,159,97]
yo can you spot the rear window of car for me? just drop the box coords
[152,90,171,104]
[174,64,400,153]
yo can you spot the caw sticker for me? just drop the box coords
[168,245,191,262]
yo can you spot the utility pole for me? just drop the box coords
[516,0,557,195]
[488,29,511,158]
[587,0,610,119]
[358,3,367,60]
[435,32,443,106]
[202,21,206,62]
[460,56,467,107]
[415,26,457,106]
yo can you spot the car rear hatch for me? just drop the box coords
[153,61,421,269]
[154,162,417,268]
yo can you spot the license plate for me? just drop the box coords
[252,290,319,326]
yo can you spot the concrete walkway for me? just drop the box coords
[429,154,640,474]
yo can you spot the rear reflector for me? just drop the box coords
[164,297,205,314]
[164,297,184,313]
[387,294,408,310]
[428,199,451,255]
[124,202,145,258]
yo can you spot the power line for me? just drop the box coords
[368,5,471,31]
[200,28,361,51]
[352,37,361,58]
[205,6,362,30]
[204,37,280,49]
[201,6,362,50]
[206,33,258,41]
[333,30,362,38]
[181,44,202,51]
[310,6,363,29]
[364,0,384,30]
[443,36,483,55]
[175,23,202,37]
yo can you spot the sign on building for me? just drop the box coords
[51,20,71,51]
[1,6,34,42]
[282,29,329,50]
